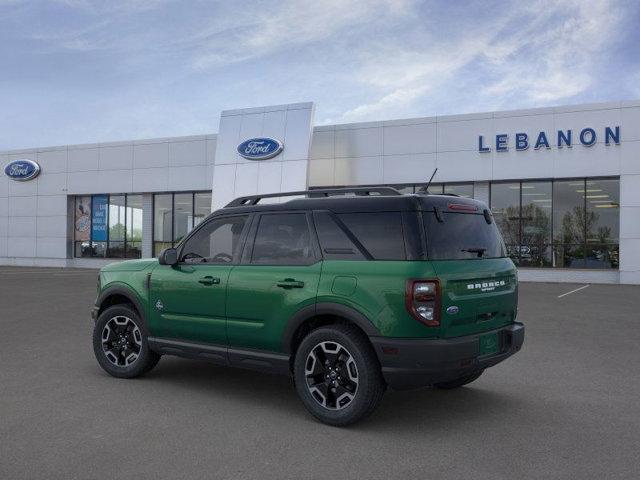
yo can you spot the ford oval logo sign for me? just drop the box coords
[237,137,283,160]
[4,159,41,182]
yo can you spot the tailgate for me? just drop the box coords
[432,258,518,338]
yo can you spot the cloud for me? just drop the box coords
[190,0,415,69]
[0,0,635,149]
[482,0,622,104]
[334,0,626,123]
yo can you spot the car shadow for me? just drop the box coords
[133,358,525,431]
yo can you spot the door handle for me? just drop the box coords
[276,278,305,289]
[198,276,220,286]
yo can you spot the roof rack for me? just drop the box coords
[225,187,402,208]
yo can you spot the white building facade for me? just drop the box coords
[1,100,639,284]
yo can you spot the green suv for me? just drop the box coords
[92,187,524,426]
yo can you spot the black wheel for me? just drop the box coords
[294,325,385,427]
[434,370,484,389]
[92,304,160,379]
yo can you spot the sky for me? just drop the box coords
[1,0,639,150]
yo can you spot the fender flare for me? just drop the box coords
[281,302,381,354]
[96,284,148,324]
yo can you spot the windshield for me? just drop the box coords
[423,211,507,260]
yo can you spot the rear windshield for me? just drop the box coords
[423,212,506,260]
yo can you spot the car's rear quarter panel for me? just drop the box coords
[318,260,441,338]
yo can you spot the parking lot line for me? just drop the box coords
[557,284,590,298]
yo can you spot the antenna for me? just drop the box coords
[424,167,438,193]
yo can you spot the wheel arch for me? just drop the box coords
[96,284,147,324]
[283,302,381,356]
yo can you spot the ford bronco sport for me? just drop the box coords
[92,187,524,426]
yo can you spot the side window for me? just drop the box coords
[251,213,314,265]
[313,211,365,260]
[180,215,248,264]
[337,212,406,260]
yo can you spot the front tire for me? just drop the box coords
[93,304,160,379]
[294,325,385,427]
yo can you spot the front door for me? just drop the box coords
[226,212,321,352]
[150,214,250,345]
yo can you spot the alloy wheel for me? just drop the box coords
[304,341,359,410]
[101,316,143,367]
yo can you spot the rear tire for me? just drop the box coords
[93,304,160,379]
[293,325,385,427]
[434,370,483,389]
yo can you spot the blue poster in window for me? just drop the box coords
[91,195,108,241]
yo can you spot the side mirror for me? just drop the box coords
[158,247,178,266]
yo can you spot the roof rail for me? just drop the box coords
[224,187,402,208]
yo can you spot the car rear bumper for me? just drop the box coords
[370,323,524,390]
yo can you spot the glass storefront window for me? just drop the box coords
[416,183,443,194]
[444,183,474,198]
[585,179,619,269]
[489,178,619,269]
[553,180,587,268]
[126,195,143,259]
[194,192,212,228]
[108,195,126,258]
[73,193,144,259]
[490,182,521,264]
[520,181,552,267]
[173,193,193,244]
[74,196,92,257]
[153,191,212,256]
[153,194,172,255]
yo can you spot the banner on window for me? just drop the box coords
[91,195,108,242]
[74,196,91,241]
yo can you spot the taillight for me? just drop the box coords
[405,279,440,327]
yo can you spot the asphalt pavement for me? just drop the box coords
[0,267,638,479]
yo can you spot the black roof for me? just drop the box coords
[214,188,488,216]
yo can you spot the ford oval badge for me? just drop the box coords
[237,137,283,160]
[446,306,460,315]
[4,159,41,181]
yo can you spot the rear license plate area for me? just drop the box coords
[479,332,500,356]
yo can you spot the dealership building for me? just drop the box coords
[1,100,639,284]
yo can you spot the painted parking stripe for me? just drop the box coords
[557,284,590,298]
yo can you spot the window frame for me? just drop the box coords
[240,211,321,267]
[489,176,620,270]
[152,191,212,257]
[175,213,251,266]
[73,193,143,259]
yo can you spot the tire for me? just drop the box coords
[293,324,385,427]
[434,370,484,390]
[92,304,160,379]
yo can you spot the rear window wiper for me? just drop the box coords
[461,247,487,258]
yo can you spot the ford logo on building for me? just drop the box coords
[4,159,41,181]
[237,137,283,160]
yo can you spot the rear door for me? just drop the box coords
[423,209,518,338]
[226,212,322,352]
